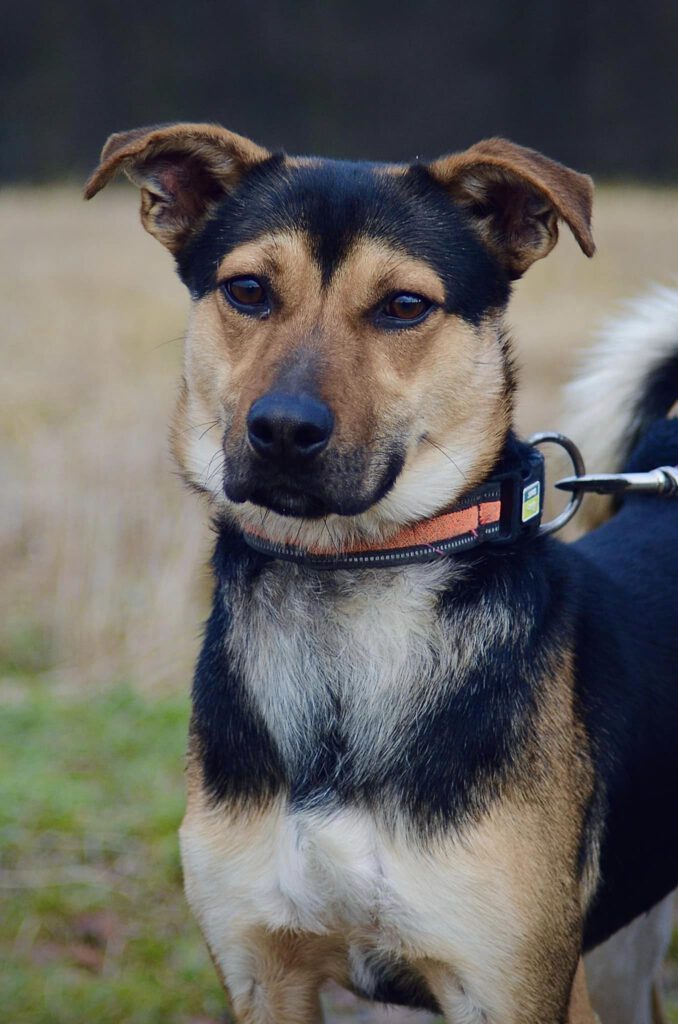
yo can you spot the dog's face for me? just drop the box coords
[86,125,593,546]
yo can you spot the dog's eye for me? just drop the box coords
[222,277,269,314]
[381,294,432,324]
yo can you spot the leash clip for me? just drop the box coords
[527,431,586,536]
[556,465,678,497]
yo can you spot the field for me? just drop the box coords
[2,185,678,1023]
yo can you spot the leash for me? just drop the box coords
[242,433,677,570]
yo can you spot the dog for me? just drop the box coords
[86,124,678,1023]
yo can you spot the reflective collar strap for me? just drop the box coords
[242,450,545,570]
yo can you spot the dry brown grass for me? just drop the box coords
[2,184,678,695]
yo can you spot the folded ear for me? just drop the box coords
[84,123,271,253]
[428,138,594,277]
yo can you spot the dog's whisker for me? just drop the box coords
[151,335,185,350]
[176,418,223,438]
[198,420,222,440]
[293,519,305,548]
[202,451,220,480]
[322,517,338,556]
[422,437,469,483]
[203,452,226,487]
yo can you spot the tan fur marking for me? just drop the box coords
[174,231,512,549]
[229,931,345,1024]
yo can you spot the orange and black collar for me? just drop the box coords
[243,447,545,569]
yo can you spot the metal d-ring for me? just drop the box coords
[527,431,587,536]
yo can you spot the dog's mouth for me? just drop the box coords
[244,484,329,519]
[223,449,405,520]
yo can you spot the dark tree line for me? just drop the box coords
[2,0,677,183]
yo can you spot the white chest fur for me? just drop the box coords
[226,559,461,777]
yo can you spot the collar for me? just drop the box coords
[242,444,545,570]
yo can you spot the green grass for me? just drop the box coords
[0,686,228,1024]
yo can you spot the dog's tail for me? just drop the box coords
[563,284,678,532]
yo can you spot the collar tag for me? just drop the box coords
[489,443,545,548]
[522,480,541,522]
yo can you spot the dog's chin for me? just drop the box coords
[223,456,405,525]
[227,483,390,520]
[244,486,329,519]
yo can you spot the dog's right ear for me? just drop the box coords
[84,123,271,253]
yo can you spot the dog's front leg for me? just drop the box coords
[224,931,325,1024]
[202,929,338,1024]
[180,797,338,1023]
[419,947,596,1024]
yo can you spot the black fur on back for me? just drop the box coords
[575,418,678,949]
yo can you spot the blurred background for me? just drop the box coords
[2,3,678,1022]
[3,0,678,182]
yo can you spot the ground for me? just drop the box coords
[1,185,677,1022]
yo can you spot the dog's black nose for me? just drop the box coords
[247,393,333,462]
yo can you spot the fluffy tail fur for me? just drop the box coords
[563,285,678,531]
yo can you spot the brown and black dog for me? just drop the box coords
[86,124,678,1023]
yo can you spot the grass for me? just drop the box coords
[0,684,435,1024]
[2,184,678,1020]
[0,685,227,1024]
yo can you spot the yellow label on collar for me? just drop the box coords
[522,481,541,522]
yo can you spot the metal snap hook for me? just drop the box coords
[556,465,678,497]
[527,431,586,536]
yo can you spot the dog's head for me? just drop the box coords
[86,124,593,547]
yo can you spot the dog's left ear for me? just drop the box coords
[84,122,271,253]
[428,138,594,277]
